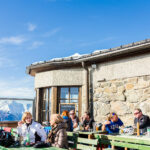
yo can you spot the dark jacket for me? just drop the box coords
[47,122,68,149]
[83,118,94,129]
[134,115,150,132]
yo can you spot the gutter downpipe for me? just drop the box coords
[82,61,89,112]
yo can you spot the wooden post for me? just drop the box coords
[88,134,94,139]
[35,89,40,122]
[125,147,128,150]
[51,87,57,114]
[35,88,42,123]
[112,145,115,149]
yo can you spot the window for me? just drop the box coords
[42,88,51,122]
[58,87,79,115]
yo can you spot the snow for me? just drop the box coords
[69,53,82,58]
[31,61,44,65]
[51,58,62,61]
[92,49,107,54]
[31,49,108,65]
[0,100,33,121]
[38,61,44,64]
[31,62,39,65]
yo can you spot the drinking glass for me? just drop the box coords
[147,127,150,137]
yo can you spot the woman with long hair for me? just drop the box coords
[47,114,68,149]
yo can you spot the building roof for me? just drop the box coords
[26,39,150,76]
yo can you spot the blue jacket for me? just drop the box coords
[62,116,73,132]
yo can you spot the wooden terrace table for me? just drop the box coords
[76,130,106,139]
[94,133,150,150]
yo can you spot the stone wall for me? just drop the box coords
[93,75,150,126]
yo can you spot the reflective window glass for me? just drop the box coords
[60,100,69,103]
[42,88,51,122]
[70,88,79,99]
[70,99,78,103]
[59,87,79,116]
[60,88,69,99]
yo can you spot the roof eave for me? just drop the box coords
[26,41,150,76]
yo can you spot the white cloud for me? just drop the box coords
[29,41,44,49]
[28,23,37,32]
[43,27,61,37]
[0,77,34,98]
[0,36,26,45]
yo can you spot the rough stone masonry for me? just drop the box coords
[93,75,150,126]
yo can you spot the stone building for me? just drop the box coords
[26,39,150,126]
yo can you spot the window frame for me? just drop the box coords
[58,86,81,117]
[41,87,51,122]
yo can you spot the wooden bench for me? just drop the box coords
[0,146,66,150]
[94,133,150,150]
[76,136,99,150]
[67,132,99,150]
[67,132,78,149]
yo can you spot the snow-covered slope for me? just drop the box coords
[0,100,32,121]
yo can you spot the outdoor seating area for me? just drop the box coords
[68,131,150,150]
[1,129,150,150]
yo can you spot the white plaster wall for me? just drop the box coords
[35,71,53,88]
[93,53,150,87]
[35,68,84,88]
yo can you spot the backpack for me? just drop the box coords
[0,129,15,147]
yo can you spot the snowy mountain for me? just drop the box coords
[0,100,32,121]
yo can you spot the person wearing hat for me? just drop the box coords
[102,112,124,134]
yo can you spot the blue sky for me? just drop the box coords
[0,0,150,98]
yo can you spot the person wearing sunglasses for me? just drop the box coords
[69,110,79,129]
[134,108,150,133]
[102,112,124,134]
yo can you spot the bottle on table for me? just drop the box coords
[79,123,83,131]
[137,121,140,136]
[96,126,99,131]
[26,133,30,146]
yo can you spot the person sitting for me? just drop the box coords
[17,112,47,145]
[62,110,73,131]
[69,110,79,129]
[102,112,124,134]
[81,111,94,131]
[134,108,150,133]
[47,114,68,149]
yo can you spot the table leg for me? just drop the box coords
[124,148,128,150]
[112,145,115,149]
[88,134,94,139]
